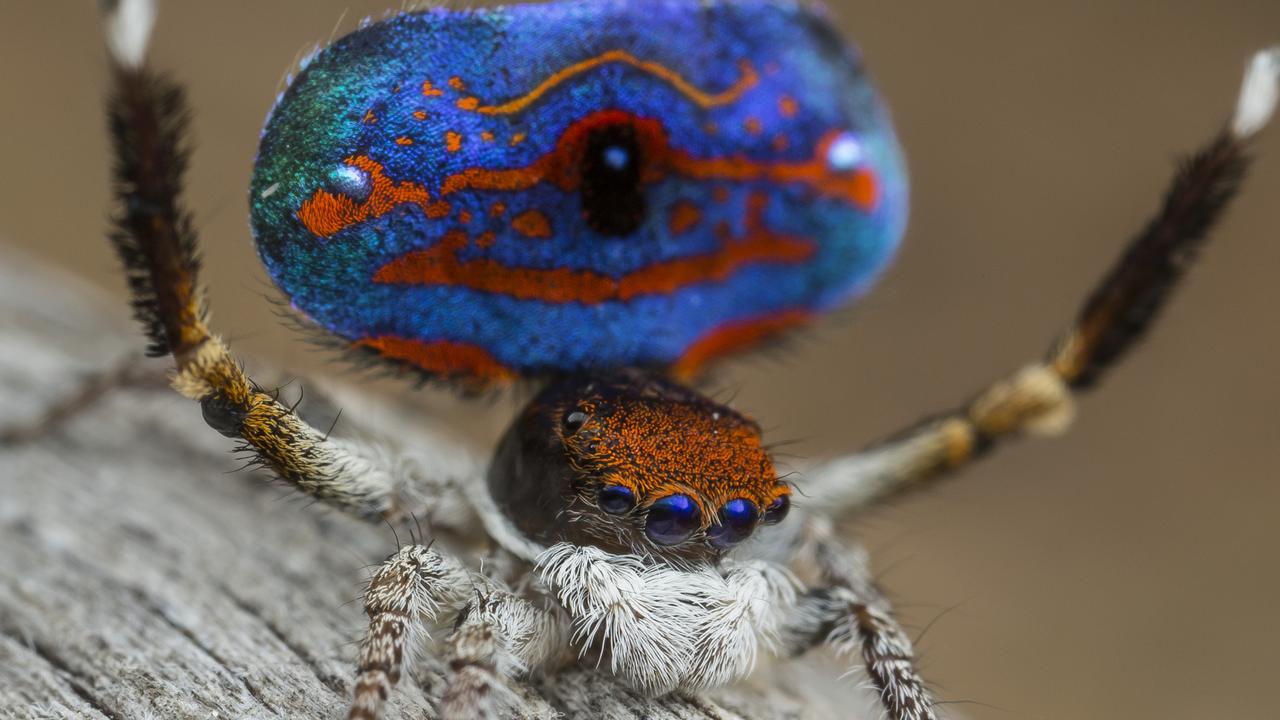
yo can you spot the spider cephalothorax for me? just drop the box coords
[489,370,790,559]
[91,0,1278,718]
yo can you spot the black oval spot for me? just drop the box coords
[580,123,646,236]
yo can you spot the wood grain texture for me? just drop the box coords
[0,248,865,720]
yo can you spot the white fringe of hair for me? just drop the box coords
[1234,47,1280,139]
[100,0,157,68]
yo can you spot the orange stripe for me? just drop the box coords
[297,113,876,239]
[668,131,878,210]
[468,51,757,116]
[672,309,813,379]
[355,336,515,383]
[373,193,813,304]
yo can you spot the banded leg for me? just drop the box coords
[439,586,567,719]
[349,545,472,720]
[807,47,1280,513]
[97,0,424,520]
[782,518,936,720]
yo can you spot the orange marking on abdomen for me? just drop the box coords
[395,136,414,146]
[668,201,702,235]
[779,95,798,118]
[467,51,757,116]
[297,114,875,239]
[447,76,466,91]
[412,110,428,120]
[373,193,813,304]
[422,80,443,97]
[356,335,515,384]
[512,209,552,238]
[672,308,814,380]
[669,131,879,210]
[296,156,450,238]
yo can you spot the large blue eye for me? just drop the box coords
[762,495,790,525]
[645,494,701,546]
[597,484,636,515]
[707,498,759,548]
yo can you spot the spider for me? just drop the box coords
[93,0,1278,718]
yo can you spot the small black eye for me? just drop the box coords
[563,410,588,434]
[581,123,645,236]
[597,484,636,515]
[645,494,701,546]
[762,495,790,525]
[707,498,759,548]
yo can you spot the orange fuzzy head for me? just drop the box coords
[487,370,790,559]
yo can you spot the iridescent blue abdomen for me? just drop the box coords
[250,0,907,385]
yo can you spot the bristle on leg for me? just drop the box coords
[1233,47,1280,139]
[99,0,157,69]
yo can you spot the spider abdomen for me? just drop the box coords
[249,0,907,386]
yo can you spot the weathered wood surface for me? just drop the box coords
[0,249,867,720]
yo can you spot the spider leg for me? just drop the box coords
[807,47,1280,514]
[780,517,937,720]
[348,545,472,720]
[95,0,473,522]
[350,547,566,720]
[439,584,567,719]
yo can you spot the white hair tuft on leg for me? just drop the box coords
[1233,46,1280,139]
[99,0,157,69]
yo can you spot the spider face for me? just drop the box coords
[488,370,788,559]
[249,0,907,384]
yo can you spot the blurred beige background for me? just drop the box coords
[3,2,1279,718]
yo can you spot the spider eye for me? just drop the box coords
[597,484,636,515]
[762,494,790,525]
[563,410,588,434]
[580,122,645,236]
[644,494,700,545]
[707,498,759,548]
